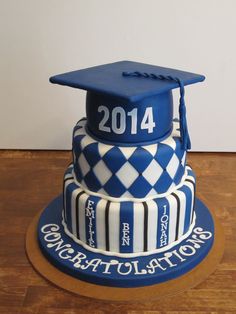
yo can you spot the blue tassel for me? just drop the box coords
[122,71,191,150]
[178,80,191,150]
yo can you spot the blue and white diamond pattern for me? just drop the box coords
[142,159,163,186]
[73,118,186,198]
[116,162,139,188]
[93,160,112,184]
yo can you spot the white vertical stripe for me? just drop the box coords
[96,199,107,250]
[147,200,158,251]
[109,202,120,252]
[64,179,74,219]
[174,190,186,237]
[133,203,144,252]
[71,188,82,236]
[185,181,195,225]
[167,195,177,243]
[78,193,89,243]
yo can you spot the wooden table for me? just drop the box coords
[0,151,235,313]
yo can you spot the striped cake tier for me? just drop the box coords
[63,164,196,255]
[72,118,186,199]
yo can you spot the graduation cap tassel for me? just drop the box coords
[122,71,191,150]
[177,79,191,151]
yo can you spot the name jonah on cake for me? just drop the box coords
[40,224,212,276]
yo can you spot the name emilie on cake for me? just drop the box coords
[40,224,212,276]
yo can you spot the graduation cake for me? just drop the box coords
[38,61,215,288]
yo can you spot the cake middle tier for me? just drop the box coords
[72,118,186,199]
[63,165,196,255]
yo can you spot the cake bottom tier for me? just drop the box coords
[63,165,196,255]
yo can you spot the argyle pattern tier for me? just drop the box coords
[72,118,186,199]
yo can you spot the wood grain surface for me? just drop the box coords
[0,150,235,313]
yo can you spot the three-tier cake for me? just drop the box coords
[37,61,215,287]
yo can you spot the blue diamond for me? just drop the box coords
[173,165,185,185]
[74,161,83,182]
[155,143,174,169]
[73,135,85,155]
[103,147,127,173]
[83,170,102,191]
[129,176,153,198]
[103,176,126,197]
[128,147,153,173]
[173,138,185,160]
[83,143,101,167]
[153,172,173,194]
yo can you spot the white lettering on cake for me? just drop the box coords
[85,200,96,248]
[98,105,156,135]
[41,224,60,233]
[117,262,133,275]
[40,224,213,277]
[159,205,169,247]
[121,222,130,246]
[69,252,87,268]
[193,227,212,240]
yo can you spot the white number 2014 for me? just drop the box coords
[98,106,156,135]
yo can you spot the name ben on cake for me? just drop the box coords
[121,222,130,246]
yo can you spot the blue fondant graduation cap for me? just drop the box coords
[50,61,205,148]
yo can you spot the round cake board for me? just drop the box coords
[26,196,224,302]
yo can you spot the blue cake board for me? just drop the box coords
[37,195,214,288]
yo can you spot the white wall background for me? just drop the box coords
[1,0,235,151]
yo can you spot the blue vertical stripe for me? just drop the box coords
[155,198,170,248]
[65,182,76,233]
[75,190,85,239]
[85,195,99,248]
[185,179,196,223]
[180,185,192,234]
[119,202,134,253]
[63,176,73,223]
[143,202,148,251]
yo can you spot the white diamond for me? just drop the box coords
[145,188,158,197]
[74,128,86,137]
[116,162,139,188]
[81,179,88,189]
[166,153,179,179]
[81,135,96,148]
[97,188,107,195]
[93,160,112,185]
[118,146,136,160]
[120,191,133,198]
[141,144,158,157]
[161,137,176,150]
[142,159,163,185]
[78,153,90,176]
[98,143,113,157]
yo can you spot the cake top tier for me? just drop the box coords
[50,61,205,148]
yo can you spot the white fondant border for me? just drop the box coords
[61,212,196,258]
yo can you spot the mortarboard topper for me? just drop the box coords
[50,61,205,149]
